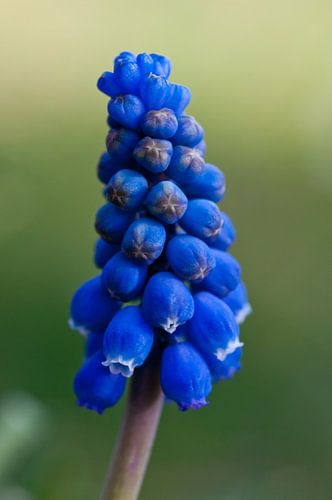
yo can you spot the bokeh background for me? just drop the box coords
[1,0,331,498]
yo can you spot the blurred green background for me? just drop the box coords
[1,0,331,498]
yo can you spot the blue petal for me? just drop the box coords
[95,203,134,243]
[122,218,166,264]
[74,351,126,413]
[145,180,188,224]
[108,94,145,130]
[70,276,121,334]
[179,199,223,243]
[182,163,226,202]
[141,108,178,139]
[166,234,216,282]
[103,306,154,377]
[194,250,241,298]
[166,146,204,185]
[94,238,120,268]
[105,169,148,211]
[160,342,212,411]
[223,282,252,324]
[188,291,240,357]
[101,252,147,301]
[133,137,173,173]
[142,272,194,333]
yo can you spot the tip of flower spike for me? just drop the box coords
[214,338,244,362]
[102,355,136,378]
[178,398,209,412]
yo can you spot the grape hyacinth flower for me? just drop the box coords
[69,51,251,500]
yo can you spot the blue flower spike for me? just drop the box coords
[70,51,250,415]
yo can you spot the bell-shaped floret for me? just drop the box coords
[195,250,241,298]
[182,163,226,202]
[223,282,252,325]
[140,109,178,139]
[114,59,141,94]
[145,181,188,224]
[101,252,147,301]
[69,276,120,335]
[108,94,145,130]
[95,203,134,243]
[133,137,173,173]
[136,53,154,74]
[94,238,119,268]
[161,342,212,411]
[142,272,194,333]
[139,73,169,110]
[179,199,223,243]
[203,346,243,382]
[188,292,241,361]
[105,169,148,211]
[166,146,204,185]
[114,51,136,66]
[97,72,121,97]
[103,306,154,377]
[172,115,204,147]
[122,218,166,264]
[210,212,236,251]
[106,128,140,163]
[166,234,215,282]
[164,83,191,115]
[74,351,126,413]
[97,151,122,185]
[150,54,172,78]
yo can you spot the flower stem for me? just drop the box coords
[100,359,164,500]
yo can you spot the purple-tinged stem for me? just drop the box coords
[100,359,163,500]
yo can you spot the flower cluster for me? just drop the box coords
[70,51,251,414]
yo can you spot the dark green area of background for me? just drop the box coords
[1,1,331,498]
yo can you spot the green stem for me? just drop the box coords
[100,360,163,500]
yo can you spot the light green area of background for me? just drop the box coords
[1,0,331,498]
